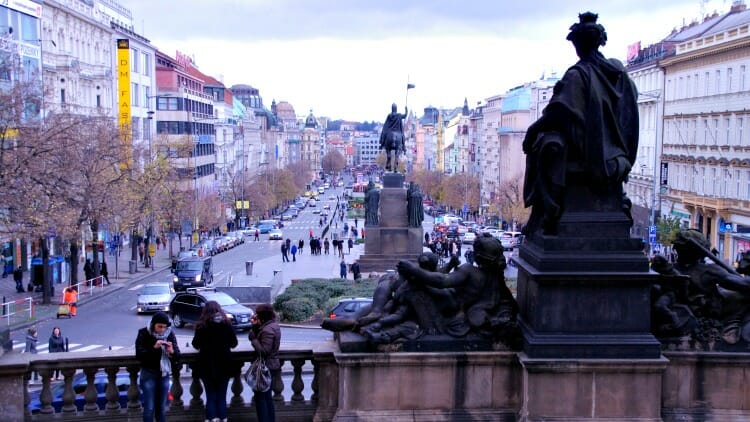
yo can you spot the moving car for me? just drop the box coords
[328,297,373,320]
[172,256,214,291]
[500,231,523,250]
[462,232,477,245]
[136,282,173,313]
[257,222,276,234]
[170,287,255,331]
[269,229,283,240]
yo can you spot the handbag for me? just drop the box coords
[243,357,271,392]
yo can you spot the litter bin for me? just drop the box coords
[129,260,137,274]
[245,261,253,276]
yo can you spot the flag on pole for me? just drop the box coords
[407,83,415,89]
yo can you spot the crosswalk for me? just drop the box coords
[13,342,126,354]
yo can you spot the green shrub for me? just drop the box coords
[275,277,378,322]
[277,297,316,322]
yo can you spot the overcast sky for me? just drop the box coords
[123,0,731,122]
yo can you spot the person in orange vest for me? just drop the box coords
[63,287,78,316]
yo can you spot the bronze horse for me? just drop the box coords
[380,129,405,172]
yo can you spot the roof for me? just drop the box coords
[501,86,530,112]
[702,7,750,36]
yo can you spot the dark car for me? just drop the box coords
[172,256,213,291]
[170,287,255,331]
[27,371,170,414]
[328,297,373,320]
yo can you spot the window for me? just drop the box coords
[728,67,733,92]
[739,117,745,146]
[746,170,750,199]
[713,118,719,145]
[705,71,710,95]
[132,83,140,107]
[142,52,151,76]
[725,118,731,145]
[131,48,140,73]
[736,170,741,199]
[741,65,747,91]
[716,69,721,94]
[61,89,65,103]
[96,94,101,108]
[144,86,150,109]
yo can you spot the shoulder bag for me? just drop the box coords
[243,356,271,392]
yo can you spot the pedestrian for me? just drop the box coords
[298,239,304,254]
[192,301,238,422]
[249,304,281,422]
[290,244,298,262]
[48,327,66,380]
[340,259,347,279]
[464,249,475,265]
[255,228,260,241]
[138,242,145,263]
[344,222,349,235]
[100,261,110,285]
[361,227,365,239]
[337,240,344,258]
[13,265,23,293]
[351,226,358,239]
[25,326,39,381]
[155,236,161,250]
[280,243,289,263]
[308,228,314,239]
[348,238,354,254]
[161,233,167,250]
[136,312,180,422]
[319,217,323,227]
[351,259,361,280]
[63,286,78,317]
[83,259,94,282]
[324,238,330,255]
[354,218,358,228]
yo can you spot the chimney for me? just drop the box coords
[730,0,747,13]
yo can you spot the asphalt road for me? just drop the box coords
[11,192,343,354]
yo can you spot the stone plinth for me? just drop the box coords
[359,173,422,272]
[333,351,521,421]
[519,353,667,422]
[517,182,661,359]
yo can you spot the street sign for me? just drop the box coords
[649,225,656,235]
[148,244,156,257]
[649,235,656,244]
[192,232,199,243]
[462,203,469,214]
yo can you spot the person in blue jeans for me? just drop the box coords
[249,303,281,422]
[136,312,180,422]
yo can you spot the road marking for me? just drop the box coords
[71,344,103,352]
[129,284,144,291]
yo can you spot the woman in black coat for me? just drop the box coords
[192,301,238,422]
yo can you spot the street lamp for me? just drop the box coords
[639,90,662,245]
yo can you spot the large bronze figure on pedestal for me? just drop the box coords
[379,103,407,172]
[522,11,638,237]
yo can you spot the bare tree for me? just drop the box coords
[494,174,530,230]
[321,150,346,174]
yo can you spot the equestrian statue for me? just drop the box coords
[379,103,407,172]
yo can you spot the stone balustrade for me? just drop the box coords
[0,347,338,422]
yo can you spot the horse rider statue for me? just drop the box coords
[380,103,407,172]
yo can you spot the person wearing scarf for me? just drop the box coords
[192,301,238,422]
[136,312,180,422]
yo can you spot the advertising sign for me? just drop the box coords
[117,39,132,168]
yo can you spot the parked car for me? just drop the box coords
[500,231,523,250]
[227,231,245,245]
[170,287,255,331]
[172,256,214,291]
[269,229,283,240]
[328,297,373,320]
[136,282,173,313]
[28,371,166,414]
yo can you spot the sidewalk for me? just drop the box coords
[0,241,175,332]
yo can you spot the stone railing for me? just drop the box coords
[1,347,338,422]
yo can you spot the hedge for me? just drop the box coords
[274,277,377,322]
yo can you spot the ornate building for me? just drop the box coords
[301,109,321,176]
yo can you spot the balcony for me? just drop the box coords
[9,347,337,421]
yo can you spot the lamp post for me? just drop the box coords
[639,90,662,249]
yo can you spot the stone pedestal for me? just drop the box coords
[516,182,661,359]
[333,351,520,421]
[519,353,667,421]
[358,173,423,272]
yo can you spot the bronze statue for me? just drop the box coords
[379,103,407,172]
[397,233,521,346]
[406,182,424,228]
[651,229,750,348]
[522,12,638,237]
[364,181,380,226]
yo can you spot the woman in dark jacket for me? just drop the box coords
[48,327,66,380]
[135,312,180,422]
[249,303,281,422]
[192,301,238,422]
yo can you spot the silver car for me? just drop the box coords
[136,283,174,314]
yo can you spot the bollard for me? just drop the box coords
[245,261,253,276]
